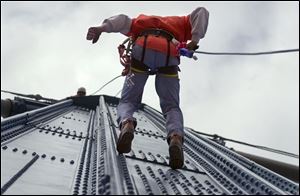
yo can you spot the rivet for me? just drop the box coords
[13,148,18,152]
[41,154,46,158]
[51,156,56,160]
[22,150,28,154]
[2,146,8,150]
[32,152,37,156]
[70,160,75,165]
[61,158,65,162]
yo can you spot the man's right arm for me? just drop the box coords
[101,14,132,34]
[87,14,132,44]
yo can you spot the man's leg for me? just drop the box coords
[116,72,148,153]
[155,73,184,169]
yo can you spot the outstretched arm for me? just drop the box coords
[86,14,132,44]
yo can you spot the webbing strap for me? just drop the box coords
[131,58,178,77]
[131,67,178,78]
[139,29,174,41]
[130,67,147,73]
[138,29,174,66]
[165,39,170,66]
[141,35,148,63]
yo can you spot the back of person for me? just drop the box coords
[86,7,209,169]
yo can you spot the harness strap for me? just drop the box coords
[138,29,175,66]
[131,58,178,78]
[141,35,148,63]
[166,39,170,66]
[139,29,174,41]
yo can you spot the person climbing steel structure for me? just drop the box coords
[86,7,209,169]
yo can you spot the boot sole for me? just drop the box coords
[169,145,184,169]
[117,131,134,154]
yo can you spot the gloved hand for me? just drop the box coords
[86,26,103,44]
[186,40,199,51]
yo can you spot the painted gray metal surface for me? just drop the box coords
[1,95,299,195]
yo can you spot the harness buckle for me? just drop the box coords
[147,69,158,75]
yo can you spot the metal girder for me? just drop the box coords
[1,95,299,195]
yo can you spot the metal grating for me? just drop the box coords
[1,95,299,195]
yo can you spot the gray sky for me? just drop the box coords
[1,1,299,165]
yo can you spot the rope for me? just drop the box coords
[115,88,123,97]
[90,75,122,95]
[188,128,299,158]
[194,48,299,55]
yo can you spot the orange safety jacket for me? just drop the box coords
[126,14,192,57]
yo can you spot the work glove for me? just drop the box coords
[186,40,199,51]
[86,26,103,44]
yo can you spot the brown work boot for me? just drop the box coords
[168,133,184,169]
[117,119,136,154]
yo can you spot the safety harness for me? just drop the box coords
[138,29,175,67]
[118,28,195,77]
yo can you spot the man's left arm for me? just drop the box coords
[187,7,209,50]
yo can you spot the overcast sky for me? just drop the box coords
[1,1,299,165]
